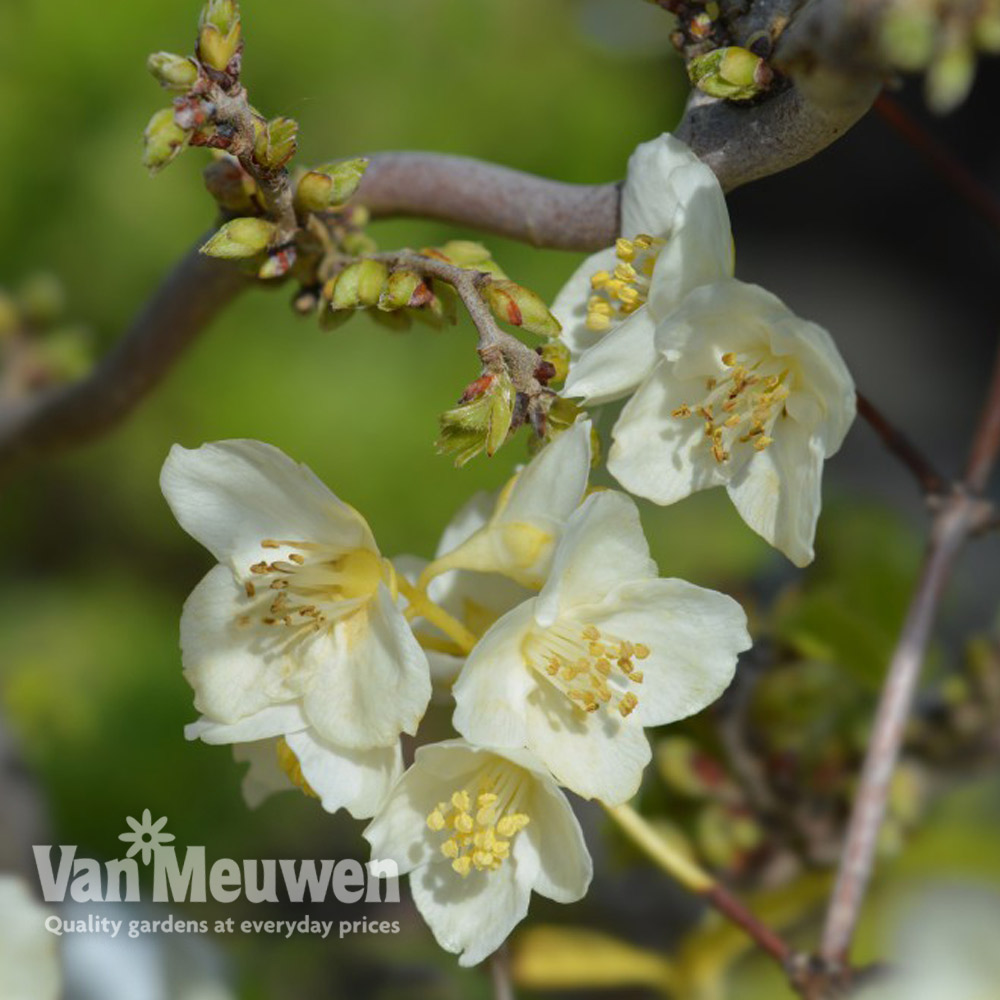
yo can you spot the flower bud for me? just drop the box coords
[254,117,298,171]
[536,340,570,383]
[976,0,1000,52]
[688,46,773,101]
[203,157,260,214]
[142,108,189,174]
[200,217,276,259]
[310,158,369,206]
[378,270,427,311]
[356,260,388,307]
[147,52,199,91]
[257,246,296,280]
[198,0,241,72]
[439,240,492,267]
[879,6,936,71]
[294,171,334,214]
[925,39,975,113]
[325,263,363,310]
[437,370,516,466]
[482,279,562,336]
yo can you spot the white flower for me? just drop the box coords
[363,740,591,968]
[607,279,856,567]
[554,132,733,405]
[0,874,60,1000]
[419,419,592,590]
[160,440,431,750]
[188,711,403,819]
[451,490,751,805]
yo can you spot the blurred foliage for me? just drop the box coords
[0,1,998,999]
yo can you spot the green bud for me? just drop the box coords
[437,371,516,466]
[203,157,260,214]
[142,107,189,174]
[378,270,426,311]
[879,7,936,71]
[254,117,298,171]
[340,230,378,256]
[356,260,388,307]
[257,246,295,280]
[482,279,562,337]
[18,273,65,327]
[147,52,199,91]
[926,40,975,113]
[311,158,369,205]
[198,0,241,72]
[688,46,773,101]
[439,240,493,267]
[200,217,276,259]
[295,171,334,214]
[537,340,570,384]
[976,0,1000,53]
[326,262,364,310]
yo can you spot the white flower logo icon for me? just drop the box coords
[118,810,175,865]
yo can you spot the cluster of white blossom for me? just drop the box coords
[160,132,856,967]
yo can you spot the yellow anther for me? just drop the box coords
[619,693,639,717]
[451,790,471,812]
[754,435,774,451]
[581,625,600,640]
[615,237,636,261]
[452,856,472,877]
[634,643,650,659]
[427,809,446,832]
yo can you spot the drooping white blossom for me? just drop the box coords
[607,279,856,566]
[188,711,403,819]
[452,490,751,805]
[363,740,592,967]
[554,132,733,405]
[160,440,432,755]
[419,419,592,589]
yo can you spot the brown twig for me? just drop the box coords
[874,94,1000,238]
[820,343,1000,970]
[856,391,948,495]
[0,243,249,484]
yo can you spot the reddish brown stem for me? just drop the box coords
[857,391,948,495]
[705,884,793,965]
[874,94,1000,237]
[966,341,1000,493]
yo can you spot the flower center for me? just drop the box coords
[275,737,318,800]
[523,620,648,717]
[426,766,530,877]
[242,540,384,631]
[672,351,791,463]
[585,234,664,332]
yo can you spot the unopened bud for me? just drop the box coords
[976,0,1000,52]
[325,263,364,310]
[147,52,199,91]
[356,260,388,306]
[258,246,296,280]
[203,157,260,214]
[311,158,369,206]
[198,0,241,72]
[295,171,334,214]
[378,270,427,311]
[200,217,276,259]
[536,340,570,383]
[926,39,975,113]
[483,279,562,337]
[254,117,298,170]
[437,370,516,466]
[688,46,773,101]
[142,107,189,174]
[879,7,936,71]
[439,240,492,267]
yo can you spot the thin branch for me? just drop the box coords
[490,944,516,1000]
[965,341,1000,493]
[874,94,1000,238]
[820,342,1000,969]
[0,243,249,484]
[856,391,948,496]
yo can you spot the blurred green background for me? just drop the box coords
[1,1,999,998]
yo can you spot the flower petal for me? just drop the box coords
[180,564,299,724]
[607,361,727,506]
[524,681,651,805]
[534,492,657,627]
[524,779,592,903]
[574,578,750,728]
[185,704,308,744]
[409,857,535,968]
[286,730,403,819]
[301,584,431,748]
[161,439,375,571]
[232,739,293,809]
[563,307,658,406]
[550,247,621,359]
[726,421,825,567]
[452,601,537,749]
